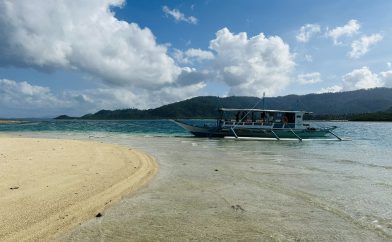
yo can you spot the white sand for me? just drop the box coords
[0,137,158,242]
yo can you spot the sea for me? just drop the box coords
[1,120,392,241]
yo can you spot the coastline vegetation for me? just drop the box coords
[55,88,392,122]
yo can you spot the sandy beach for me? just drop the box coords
[0,120,27,124]
[0,136,158,242]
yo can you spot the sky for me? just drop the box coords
[1,0,392,118]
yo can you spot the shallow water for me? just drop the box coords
[2,121,392,241]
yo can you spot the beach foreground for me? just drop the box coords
[0,136,157,242]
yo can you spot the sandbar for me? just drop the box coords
[0,136,157,241]
[0,120,27,124]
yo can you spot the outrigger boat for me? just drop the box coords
[173,108,342,141]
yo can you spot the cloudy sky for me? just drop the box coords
[1,0,392,118]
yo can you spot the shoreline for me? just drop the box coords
[0,120,29,124]
[0,136,158,242]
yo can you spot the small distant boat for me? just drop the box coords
[173,108,342,141]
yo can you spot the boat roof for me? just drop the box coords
[218,108,312,114]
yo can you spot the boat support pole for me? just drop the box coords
[328,130,342,141]
[270,130,280,141]
[290,128,302,142]
[230,127,239,138]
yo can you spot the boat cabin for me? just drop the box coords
[217,108,310,129]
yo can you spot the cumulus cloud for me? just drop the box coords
[0,79,71,117]
[209,28,295,96]
[61,81,206,113]
[0,77,206,117]
[342,66,384,90]
[0,2,299,116]
[297,72,322,84]
[184,48,214,60]
[176,67,211,86]
[0,79,63,106]
[317,85,343,93]
[296,24,321,43]
[0,0,181,89]
[173,48,214,64]
[318,67,392,93]
[0,0,212,116]
[64,85,204,112]
[327,19,360,45]
[162,6,198,24]
[379,70,392,87]
[149,82,206,107]
[349,34,383,59]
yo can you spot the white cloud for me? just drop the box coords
[64,72,206,113]
[173,48,214,64]
[349,34,383,59]
[149,82,206,107]
[318,85,343,93]
[342,66,384,90]
[81,84,201,111]
[318,67,391,94]
[162,6,198,24]
[62,81,205,113]
[209,28,295,96]
[297,72,322,84]
[0,0,181,89]
[185,48,214,60]
[0,77,206,117]
[0,0,212,116]
[379,70,392,87]
[0,79,71,117]
[327,19,360,45]
[296,24,321,43]
[387,62,392,68]
[0,79,61,106]
[304,54,313,63]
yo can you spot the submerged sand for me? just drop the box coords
[0,137,157,242]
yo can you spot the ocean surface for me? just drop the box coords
[2,120,392,241]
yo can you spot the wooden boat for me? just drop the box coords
[172,108,341,141]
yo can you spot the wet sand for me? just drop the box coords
[0,136,157,242]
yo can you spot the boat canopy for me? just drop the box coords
[218,108,312,114]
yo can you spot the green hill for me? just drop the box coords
[56,88,392,120]
[349,106,392,121]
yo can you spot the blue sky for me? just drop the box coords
[0,0,392,118]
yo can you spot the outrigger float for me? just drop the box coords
[172,108,343,141]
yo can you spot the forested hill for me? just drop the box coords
[56,88,392,120]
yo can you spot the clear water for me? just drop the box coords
[0,119,190,136]
[2,120,392,241]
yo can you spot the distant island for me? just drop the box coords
[56,87,392,121]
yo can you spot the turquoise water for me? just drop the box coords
[0,119,188,135]
[2,120,392,241]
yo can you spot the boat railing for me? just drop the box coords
[222,120,296,129]
[271,123,296,129]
